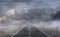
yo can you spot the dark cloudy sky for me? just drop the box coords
[0,0,60,37]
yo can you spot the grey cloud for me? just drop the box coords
[11,0,32,3]
[0,0,12,2]
[0,0,32,3]
[0,0,60,37]
[12,8,56,23]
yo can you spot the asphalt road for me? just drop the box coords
[12,26,48,37]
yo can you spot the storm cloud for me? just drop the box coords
[0,0,60,37]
